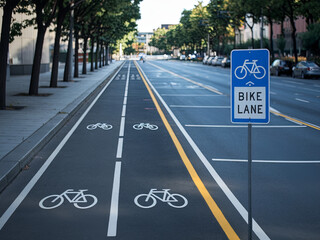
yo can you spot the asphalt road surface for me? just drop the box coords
[0,60,319,240]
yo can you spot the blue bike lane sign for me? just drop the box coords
[231,49,270,123]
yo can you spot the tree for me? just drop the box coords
[50,0,71,88]
[0,0,22,109]
[208,0,230,54]
[301,23,320,57]
[28,0,58,95]
[149,28,168,52]
[283,0,300,63]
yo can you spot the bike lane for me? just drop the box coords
[0,60,239,240]
[0,62,129,239]
[112,61,237,239]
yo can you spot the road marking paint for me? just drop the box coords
[121,105,126,117]
[123,96,127,105]
[170,105,230,109]
[269,107,280,113]
[135,61,270,240]
[185,124,306,128]
[116,61,130,157]
[161,94,222,97]
[107,162,122,237]
[295,98,310,103]
[116,138,123,159]
[0,62,125,231]
[119,117,126,137]
[212,159,320,164]
[270,110,320,131]
[147,61,224,95]
[134,61,240,240]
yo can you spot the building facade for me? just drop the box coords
[235,15,307,56]
[0,9,51,75]
[137,32,158,54]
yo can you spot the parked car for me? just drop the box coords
[211,56,224,66]
[292,61,320,79]
[221,57,230,68]
[187,54,196,60]
[202,56,209,64]
[270,59,293,76]
[207,57,215,65]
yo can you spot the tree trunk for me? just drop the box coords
[106,44,109,65]
[90,37,94,72]
[29,27,46,95]
[288,15,298,63]
[100,45,103,68]
[50,7,65,88]
[95,35,99,69]
[250,27,254,49]
[74,28,79,78]
[63,35,72,82]
[101,45,105,67]
[268,17,274,59]
[0,0,20,109]
[82,37,88,74]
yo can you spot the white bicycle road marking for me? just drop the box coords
[134,189,188,208]
[234,59,266,80]
[133,123,158,130]
[87,123,113,130]
[39,189,98,210]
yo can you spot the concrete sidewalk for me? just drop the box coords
[0,61,123,192]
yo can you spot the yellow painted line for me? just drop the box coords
[147,61,224,95]
[134,61,240,240]
[270,110,320,131]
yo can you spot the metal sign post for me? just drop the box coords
[248,122,252,240]
[231,49,270,239]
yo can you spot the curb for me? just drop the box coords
[0,62,124,192]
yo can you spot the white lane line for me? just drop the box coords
[161,94,223,97]
[107,162,122,237]
[295,98,310,103]
[116,62,130,158]
[136,63,270,240]
[119,117,126,137]
[116,138,123,159]
[212,158,320,164]
[121,105,127,117]
[0,62,125,231]
[170,105,230,109]
[185,124,306,128]
[269,107,280,113]
[123,96,127,105]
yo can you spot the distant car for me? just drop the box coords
[211,56,224,66]
[221,57,230,68]
[207,57,215,65]
[270,59,293,76]
[203,56,209,64]
[180,55,186,60]
[187,54,196,60]
[292,61,320,79]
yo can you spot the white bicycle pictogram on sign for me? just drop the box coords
[133,123,158,131]
[87,123,113,130]
[134,189,188,208]
[39,189,98,210]
[234,59,266,80]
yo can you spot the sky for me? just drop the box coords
[137,0,210,32]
